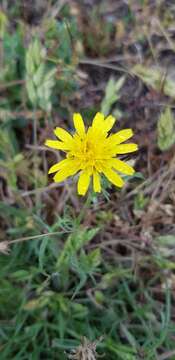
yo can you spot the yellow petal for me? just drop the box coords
[53,168,70,183]
[92,112,104,129]
[103,115,116,132]
[54,161,80,182]
[115,143,138,154]
[110,159,135,175]
[108,129,133,145]
[77,170,91,195]
[103,168,124,188]
[54,127,73,142]
[48,159,71,174]
[94,162,103,172]
[93,171,101,192]
[73,113,85,137]
[45,140,70,150]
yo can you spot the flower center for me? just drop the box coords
[67,136,106,170]
[83,141,96,164]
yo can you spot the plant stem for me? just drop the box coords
[33,107,40,211]
[75,191,92,227]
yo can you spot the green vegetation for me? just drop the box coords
[0,2,175,359]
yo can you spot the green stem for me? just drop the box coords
[56,192,93,270]
[33,107,40,211]
[75,191,92,227]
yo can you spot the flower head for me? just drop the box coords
[45,112,138,195]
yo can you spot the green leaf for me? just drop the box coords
[10,270,32,281]
[133,64,175,98]
[101,76,125,116]
[157,107,175,151]
[33,63,45,86]
[0,10,8,38]
[100,268,131,289]
[26,78,37,105]
[25,39,56,110]
[71,302,88,319]
[44,67,57,81]
[26,51,35,75]
[56,227,99,269]
[134,192,148,211]
[133,64,161,90]
[32,38,45,67]
[106,338,137,360]
[156,235,175,246]
[85,248,101,270]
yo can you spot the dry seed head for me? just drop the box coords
[67,336,104,360]
[0,241,10,255]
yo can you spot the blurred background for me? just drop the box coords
[0,1,175,359]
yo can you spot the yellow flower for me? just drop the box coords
[45,112,138,195]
